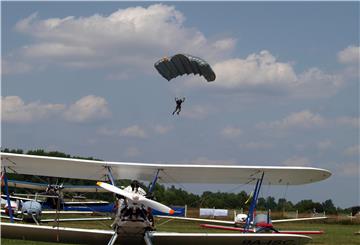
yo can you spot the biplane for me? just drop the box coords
[0,193,112,225]
[1,152,331,245]
[2,179,113,212]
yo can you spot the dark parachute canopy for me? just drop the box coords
[154,54,216,82]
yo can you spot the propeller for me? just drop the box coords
[97,182,174,215]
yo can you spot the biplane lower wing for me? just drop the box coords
[155,215,328,226]
[272,217,328,223]
[1,222,312,245]
[1,153,331,185]
[6,179,108,193]
[200,224,324,235]
[156,215,236,225]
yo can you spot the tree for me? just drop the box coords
[322,199,336,214]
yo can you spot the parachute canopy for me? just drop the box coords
[154,54,216,82]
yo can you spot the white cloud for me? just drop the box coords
[344,145,360,156]
[282,156,311,167]
[337,45,360,64]
[336,162,359,177]
[239,141,273,150]
[119,125,147,138]
[1,96,65,123]
[22,43,95,58]
[336,116,359,128]
[220,126,242,139]
[257,110,326,130]
[2,60,32,75]
[188,157,237,165]
[293,68,343,98]
[105,72,130,81]
[203,50,297,90]
[11,4,234,72]
[182,105,212,119]
[63,95,111,123]
[212,38,237,51]
[124,147,141,157]
[96,127,117,136]
[317,140,333,151]
[153,124,173,134]
[98,124,171,138]
[185,50,343,98]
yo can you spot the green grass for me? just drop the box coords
[2,219,359,245]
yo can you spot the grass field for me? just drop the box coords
[1,218,359,245]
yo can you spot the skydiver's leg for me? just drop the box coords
[173,105,180,115]
[177,106,181,115]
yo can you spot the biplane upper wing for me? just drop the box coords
[1,153,331,185]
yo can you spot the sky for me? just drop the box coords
[1,1,359,208]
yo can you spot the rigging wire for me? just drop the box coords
[159,170,257,209]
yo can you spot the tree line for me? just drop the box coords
[1,148,354,214]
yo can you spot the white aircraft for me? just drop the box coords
[156,210,327,235]
[1,195,112,225]
[1,152,331,245]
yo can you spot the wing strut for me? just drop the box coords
[148,169,161,196]
[2,167,14,223]
[106,166,116,186]
[31,214,40,226]
[244,172,264,231]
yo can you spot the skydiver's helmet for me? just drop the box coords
[130,180,140,192]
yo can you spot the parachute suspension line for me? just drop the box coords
[2,167,14,223]
[244,172,264,232]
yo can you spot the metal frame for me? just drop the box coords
[2,167,14,223]
[106,166,116,186]
[244,172,264,232]
[148,169,161,195]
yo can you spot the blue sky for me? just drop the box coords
[1,2,359,208]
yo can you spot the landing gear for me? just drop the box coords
[144,231,153,245]
[107,232,119,245]
[106,208,155,245]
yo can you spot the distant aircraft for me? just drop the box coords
[157,205,326,235]
[1,196,111,225]
[1,179,113,225]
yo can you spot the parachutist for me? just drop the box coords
[172,97,185,115]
